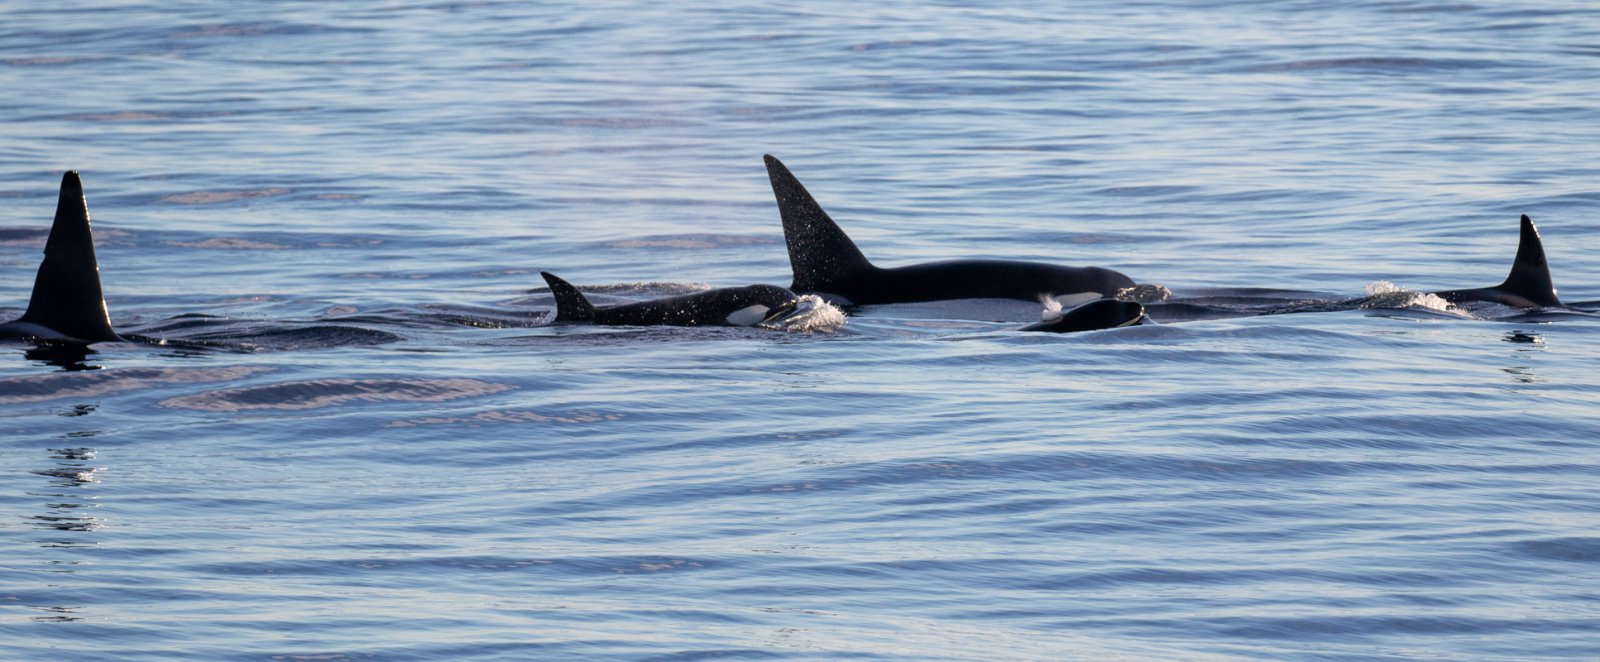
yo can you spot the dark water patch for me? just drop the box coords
[1211,613,1594,641]
[150,324,405,351]
[1,56,109,67]
[49,109,255,123]
[159,377,512,412]
[165,20,375,41]
[601,234,781,250]
[1376,2,1482,15]
[1513,537,1600,562]
[321,307,543,331]
[1232,56,1504,75]
[798,453,1391,497]
[386,407,624,428]
[0,366,268,404]
[195,554,712,580]
[1092,184,1200,198]
[155,188,293,205]
[0,226,48,246]
[1238,412,1584,446]
[125,314,234,335]
[164,237,290,250]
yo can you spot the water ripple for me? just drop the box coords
[160,377,512,411]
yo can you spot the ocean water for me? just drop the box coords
[3,1,1600,659]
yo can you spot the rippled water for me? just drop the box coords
[4,2,1600,659]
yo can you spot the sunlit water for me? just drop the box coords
[4,2,1600,659]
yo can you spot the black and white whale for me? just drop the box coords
[1020,297,1148,333]
[763,154,1136,306]
[541,272,803,327]
[1,171,123,344]
[1432,215,1562,309]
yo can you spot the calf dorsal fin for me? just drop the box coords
[540,272,596,322]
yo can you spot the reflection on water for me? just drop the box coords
[1501,366,1539,384]
[1501,331,1546,386]
[1503,330,1544,345]
[23,440,101,624]
[23,343,100,372]
[29,446,101,543]
[29,605,84,623]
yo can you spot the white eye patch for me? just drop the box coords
[724,304,771,326]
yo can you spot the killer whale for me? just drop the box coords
[1432,215,1562,309]
[541,272,802,327]
[763,154,1136,306]
[1,171,122,344]
[1020,297,1148,333]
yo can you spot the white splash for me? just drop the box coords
[1364,280,1404,297]
[1362,281,1458,314]
[1040,294,1064,322]
[1039,292,1100,321]
[760,294,847,332]
[1118,283,1173,303]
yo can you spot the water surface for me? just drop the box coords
[3,2,1599,659]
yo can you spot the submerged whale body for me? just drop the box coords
[1432,215,1562,309]
[763,154,1136,306]
[1,171,122,343]
[1020,298,1148,333]
[541,272,802,327]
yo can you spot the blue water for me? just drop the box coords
[4,2,1600,659]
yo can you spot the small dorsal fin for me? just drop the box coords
[1497,214,1560,307]
[540,272,596,322]
[763,155,874,293]
[16,171,120,342]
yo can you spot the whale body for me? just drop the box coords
[1020,298,1148,333]
[763,155,1136,306]
[541,272,801,327]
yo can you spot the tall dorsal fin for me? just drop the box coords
[16,171,119,342]
[540,272,596,322]
[763,155,874,293]
[1497,214,1560,307]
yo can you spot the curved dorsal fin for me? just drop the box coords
[17,171,119,342]
[540,272,595,322]
[763,155,873,293]
[1497,214,1560,307]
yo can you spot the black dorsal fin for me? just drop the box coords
[540,272,596,322]
[1497,214,1560,307]
[16,171,119,342]
[763,155,874,293]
